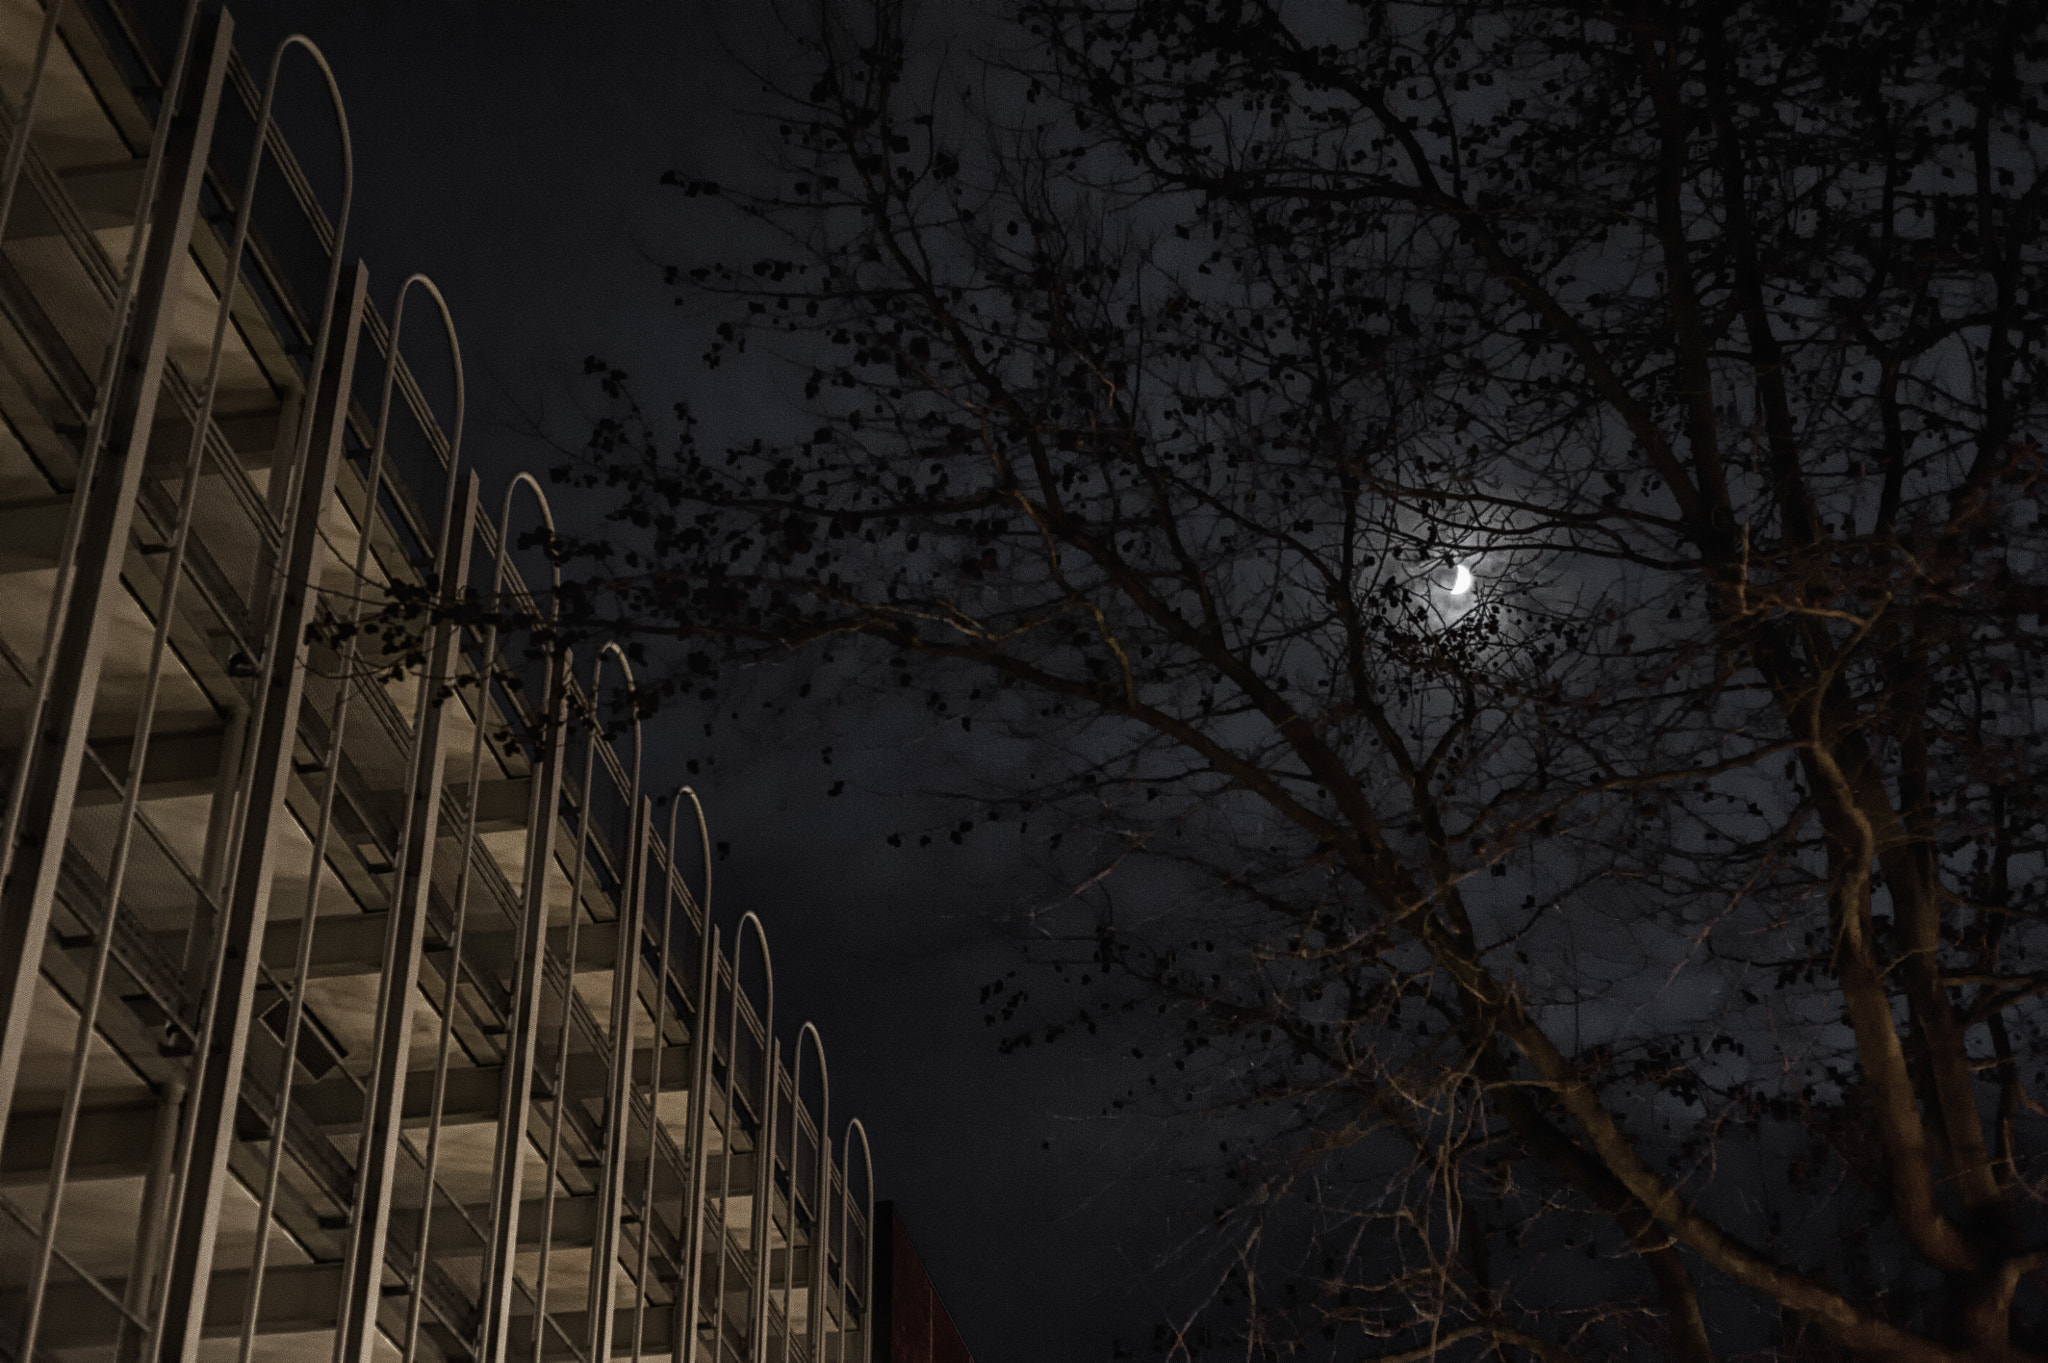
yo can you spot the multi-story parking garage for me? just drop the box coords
[0,4,879,1363]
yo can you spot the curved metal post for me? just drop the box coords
[751,1033,782,1363]
[221,33,357,607]
[141,38,354,1363]
[400,473,552,1363]
[155,256,370,1363]
[528,642,635,1363]
[12,25,355,1361]
[676,919,718,1363]
[476,471,568,1363]
[840,1120,875,1363]
[332,271,471,1363]
[587,678,648,1363]
[705,914,773,1363]
[0,2,221,1155]
[627,790,693,1363]
[672,785,715,1363]
[782,1025,829,1363]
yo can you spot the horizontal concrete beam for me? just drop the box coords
[78,728,227,803]
[0,407,288,572]
[506,1301,676,1361]
[53,158,145,231]
[400,1180,750,1265]
[32,1263,341,1348]
[37,1259,675,1358]
[293,1046,701,1131]
[0,1100,160,1184]
[0,495,71,569]
[255,911,618,980]
[399,1194,601,1254]
[457,775,535,833]
[148,405,287,470]
[292,1064,506,1131]
[4,1041,713,1189]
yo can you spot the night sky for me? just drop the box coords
[225,6,1192,1362]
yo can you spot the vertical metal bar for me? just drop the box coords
[529,706,597,1363]
[629,796,686,1363]
[230,664,349,1363]
[807,1083,830,1363]
[708,917,772,1363]
[0,0,200,911]
[479,641,572,1363]
[152,258,370,1363]
[829,1138,845,1363]
[478,479,568,1363]
[842,1122,873,1363]
[0,6,229,1141]
[14,802,139,1363]
[116,1078,184,1363]
[205,32,353,633]
[332,470,482,1363]
[24,34,355,1356]
[398,599,489,1363]
[676,919,718,1363]
[401,499,506,1363]
[229,122,397,1363]
[708,941,742,1363]
[782,1026,827,1363]
[750,1037,779,1363]
[588,783,648,1363]
[321,270,471,1363]
[673,790,715,1363]
[194,700,248,902]
[0,0,69,246]
[524,638,626,1358]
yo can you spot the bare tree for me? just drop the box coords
[526,0,2048,1356]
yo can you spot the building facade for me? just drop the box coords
[0,5,875,1363]
[867,1209,972,1363]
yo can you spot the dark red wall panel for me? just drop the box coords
[872,1203,975,1363]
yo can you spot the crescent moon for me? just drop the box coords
[1449,563,1474,595]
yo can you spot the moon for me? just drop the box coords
[1448,563,1474,595]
